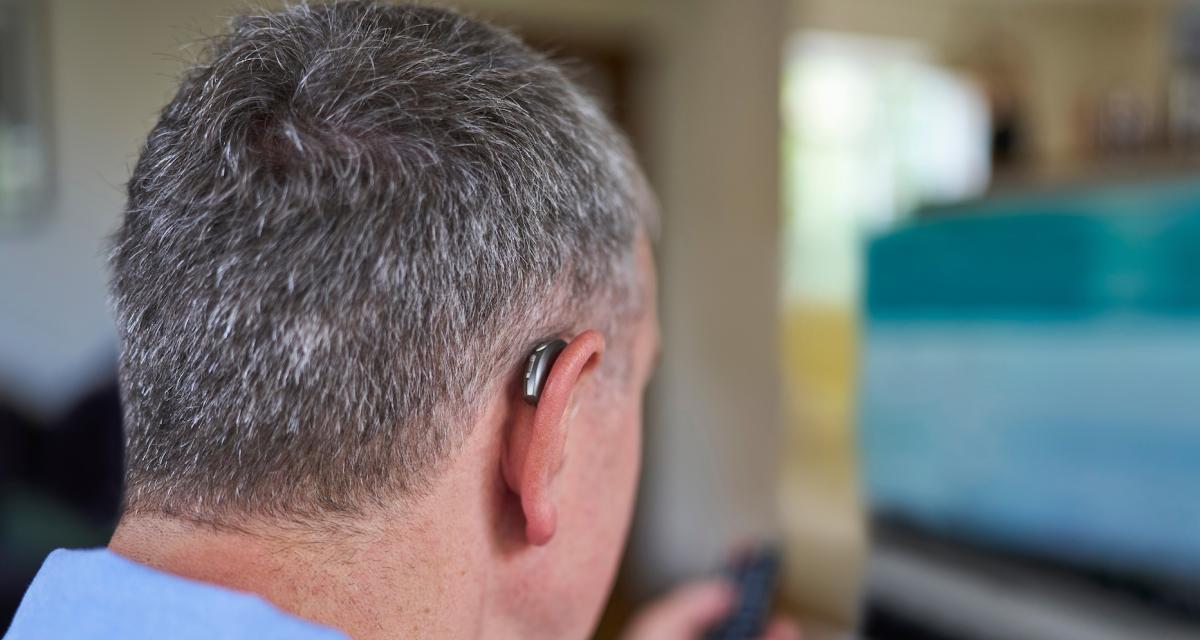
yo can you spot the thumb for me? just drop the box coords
[622,579,735,640]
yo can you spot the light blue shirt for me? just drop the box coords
[4,548,346,639]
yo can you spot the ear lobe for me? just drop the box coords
[502,330,605,546]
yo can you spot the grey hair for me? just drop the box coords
[112,1,651,523]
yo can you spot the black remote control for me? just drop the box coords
[704,545,782,640]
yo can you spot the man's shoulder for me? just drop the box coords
[4,549,345,640]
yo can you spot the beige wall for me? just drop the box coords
[0,0,252,415]
[625,0,786,591]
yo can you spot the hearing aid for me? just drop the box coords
[523,339,568,404]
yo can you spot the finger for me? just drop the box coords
[759,616,803,640]
[623,579,735,639]
[651,579,736,633]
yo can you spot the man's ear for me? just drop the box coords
[502,330,605,546]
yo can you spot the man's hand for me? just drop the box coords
[621,579,802,640]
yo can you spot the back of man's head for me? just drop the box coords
[112,1,649,524]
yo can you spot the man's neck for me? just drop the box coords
[109,501,492,639]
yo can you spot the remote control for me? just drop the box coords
[704,544,782,640]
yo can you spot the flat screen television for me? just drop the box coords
[858,179,1200,635]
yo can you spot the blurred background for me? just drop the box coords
[2,0,1199,638]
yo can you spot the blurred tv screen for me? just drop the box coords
[859,180,1200,597]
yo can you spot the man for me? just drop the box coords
[6,3,798,639]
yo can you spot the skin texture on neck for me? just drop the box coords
[109,238,658,640]
[109,397,512,640]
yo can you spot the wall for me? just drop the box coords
[0,0,252,417]
[626,0,786,593]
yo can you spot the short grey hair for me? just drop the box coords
[112,1,651,523]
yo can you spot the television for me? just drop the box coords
[858,179,1200,639]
